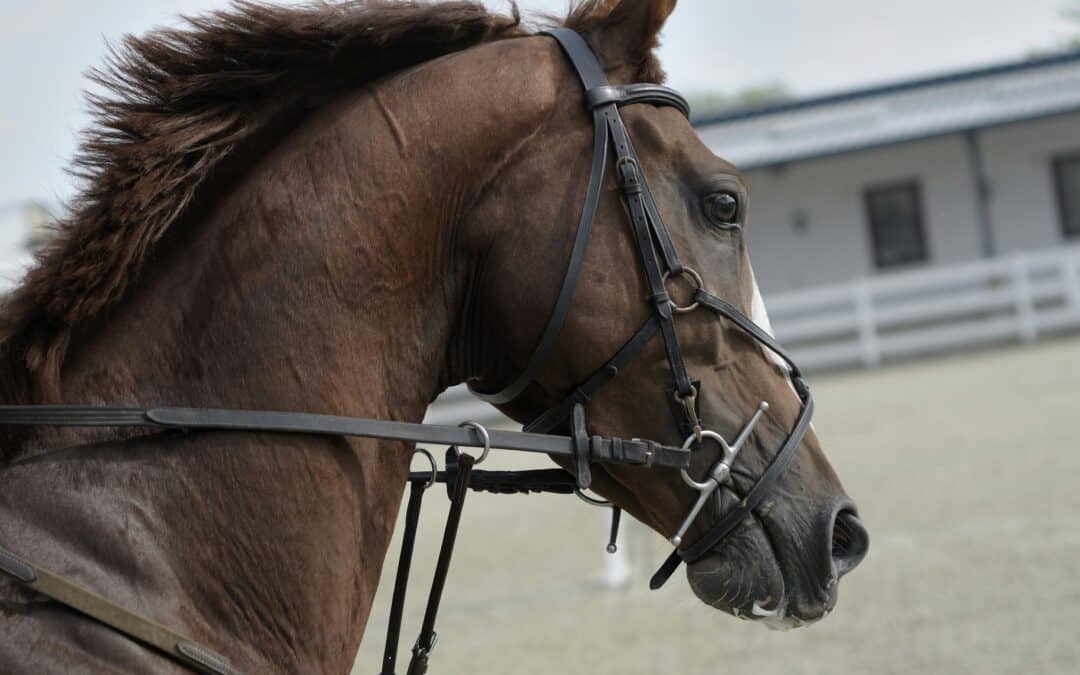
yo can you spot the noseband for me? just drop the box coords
[0,29,813,674]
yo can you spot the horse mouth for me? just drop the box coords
[682,501,865,629]
[685,539,804,630]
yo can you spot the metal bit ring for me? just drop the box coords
[662,266,704,314]
[679,430,733,490]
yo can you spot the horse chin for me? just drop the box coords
[684,523,818,631]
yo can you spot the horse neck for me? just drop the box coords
[56,106,465,426]
[3,83,485,671]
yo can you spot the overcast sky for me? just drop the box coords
[0,0,1075,226]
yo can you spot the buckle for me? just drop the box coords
[672,385,701,437]
[412,631,438,659]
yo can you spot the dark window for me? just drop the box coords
[864,181,929,269]
[1053,153,1080,238]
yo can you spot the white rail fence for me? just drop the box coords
[426,245,1080,426]
[768,245,1080,371]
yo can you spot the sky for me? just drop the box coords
[0,0,1076,244]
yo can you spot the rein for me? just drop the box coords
[0,28,813,674]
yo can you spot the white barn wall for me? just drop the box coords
[734,135,982,293]
[979,112,1080,254]
[721,111,1080,294]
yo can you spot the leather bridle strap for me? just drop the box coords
[470,28,699,422]
[604,108,696,407]
[0,545,240,675]
[405,452,475,675]
[544,28,697,410]
[469,106,608,405]
[524,316,660,434]
[380,480,427,675]
[648,288,814,590]
[0,406,690,471]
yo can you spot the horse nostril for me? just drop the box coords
[831,509,869,577]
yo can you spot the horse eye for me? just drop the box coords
[704,193,740,228]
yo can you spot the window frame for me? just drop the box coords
[863,179,930,270]
[1052,151,1080,239]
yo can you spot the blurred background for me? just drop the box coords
[2,1,1079,673]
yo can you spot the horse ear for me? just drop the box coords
[585,0,677,80]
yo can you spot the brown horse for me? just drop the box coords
[0,1,867,673]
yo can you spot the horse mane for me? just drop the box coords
[0,0,662,401]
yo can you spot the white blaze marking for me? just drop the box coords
[747,262,787,373]
[747,262,805,409]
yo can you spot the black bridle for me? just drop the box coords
[471,28,815,588]
[0,29,812,675]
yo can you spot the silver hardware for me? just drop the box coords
[574,487,611,507]
[413,631,438,656]
[672,385,701,433]
[411,448,438,490]
[670,401,769,547]
[457,420,491,465]
[575,489,623,555]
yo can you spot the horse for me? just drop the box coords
[0,1,868,672]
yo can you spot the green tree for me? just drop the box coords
[1064,1,1080,48]
[686,81,791,119]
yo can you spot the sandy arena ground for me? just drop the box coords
[352,337,1080,674]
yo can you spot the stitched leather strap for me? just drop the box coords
[468,107,608,405]
[525,316,660,434]
[0,544,240,675]
[542,26,697,420]
[606,110,695,406]
[0,406,690,471]
[406,453,475,675]
[380,480,426,675]
[408,468,576,495]
[693,289,802,376]
[586,84,691,118]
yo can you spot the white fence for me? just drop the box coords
[427,244,1080,425]
[767,244,1080,371]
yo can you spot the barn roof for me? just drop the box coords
[695,48,1080,169]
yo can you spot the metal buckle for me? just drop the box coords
[615,156,642,194]
[662,266,704,314]
[672,385,701,436]
[413,631,439,659]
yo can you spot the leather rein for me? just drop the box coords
[0,29,812,675]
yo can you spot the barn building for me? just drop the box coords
[697,48,1080,295]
